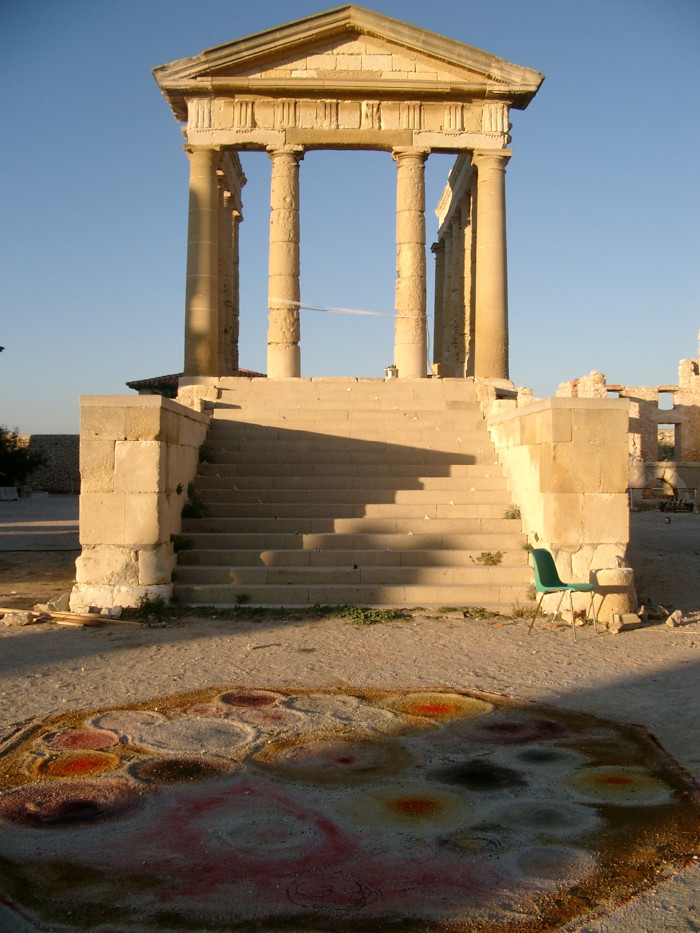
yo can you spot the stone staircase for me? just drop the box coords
[174,378,532,609]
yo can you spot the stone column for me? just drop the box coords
[464,187,477,376]
[393,148,428,378]
[184,147,220,376]
[472,149,512,379]
[218,184,235,375]
[446,211,466,376]
[431,240,445,365]
[267,146,304,378]
[230,207,242,374]
[440,225,454,373]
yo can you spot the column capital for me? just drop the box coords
[266,145,305,161]
[392,147,430,164]
[184,144,222,157]
[430,241,444,255]
[471,148,513,170]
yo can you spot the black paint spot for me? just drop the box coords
[431,760,526,792]
[221,691,278,708]
[131,757,228,784]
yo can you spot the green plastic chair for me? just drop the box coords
[528,548,598,641]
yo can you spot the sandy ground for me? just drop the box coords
[0,497,699,932]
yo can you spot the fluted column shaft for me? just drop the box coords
[472,149,511,379]
[267,147,303,378]
[431,241,446,364]
[393,148,428,378]
[217,185,235,375]
[184,147,220,376]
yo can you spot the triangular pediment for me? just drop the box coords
[154,5,543,120]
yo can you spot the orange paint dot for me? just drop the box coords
[38,754,118,778]
[411,703,460,717]
[389,797,440,818]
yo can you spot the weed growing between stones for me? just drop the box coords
[470,551,504,566]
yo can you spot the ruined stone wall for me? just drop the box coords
[17,435,80,493]
[70,396,210,611]
[558,352,700,504]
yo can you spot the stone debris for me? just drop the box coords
[47,592,71,613]
[2,610,37,627]
[100,606,123,619]
[666,609,684,628]
[608,613,643,635]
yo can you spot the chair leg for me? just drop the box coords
[528,594,546,635]
[551,591,566,622]
[588,592,598,635]
[568,590,576,642]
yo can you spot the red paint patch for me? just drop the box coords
[599,775,634,786]
[43,729,119,751]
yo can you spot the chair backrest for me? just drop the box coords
[530,548,564,590]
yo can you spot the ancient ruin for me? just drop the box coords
[558,331,700,511]
[70,7,632,618]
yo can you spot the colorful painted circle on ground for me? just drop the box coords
[0,687,699,933]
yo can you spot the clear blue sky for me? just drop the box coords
[2,0,698,434]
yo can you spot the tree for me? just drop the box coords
[0,427,46,487]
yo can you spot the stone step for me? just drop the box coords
[176,547,531,568]
[175,532,527,551]
[172,581,530,609]
[194,485,511,504]
[214,376,479,405]
[207,415,487,434]
[195,465,504,485]
[181,516,521,535]
[204,448,496,467]
[174,564,533,586]
[205,433,490,453]
[198,459,500,477]
[186,501,511,520]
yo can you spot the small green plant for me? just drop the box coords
[235,592,251,605]
[511,601,537,619]
[470,551,503,566]
[0,426,46,487]
[137,594,169,619]
[340,605,406,625]
[526,584,538,601]
[461,606,501,620]
[504,505,521,520]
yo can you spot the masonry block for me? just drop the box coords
[81,405,127,442]
[124,493,168,547]
[582,494,629,545]
[114,441,167,494]
[139,544,177,586]
[75,546,138,586]
[79,439,116,493]
[79,493,126,546]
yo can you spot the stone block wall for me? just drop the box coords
[17,435,80,493]
[70,395,210,611]
[484,396,630,612]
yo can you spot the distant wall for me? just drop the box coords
[18,435,80,493]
